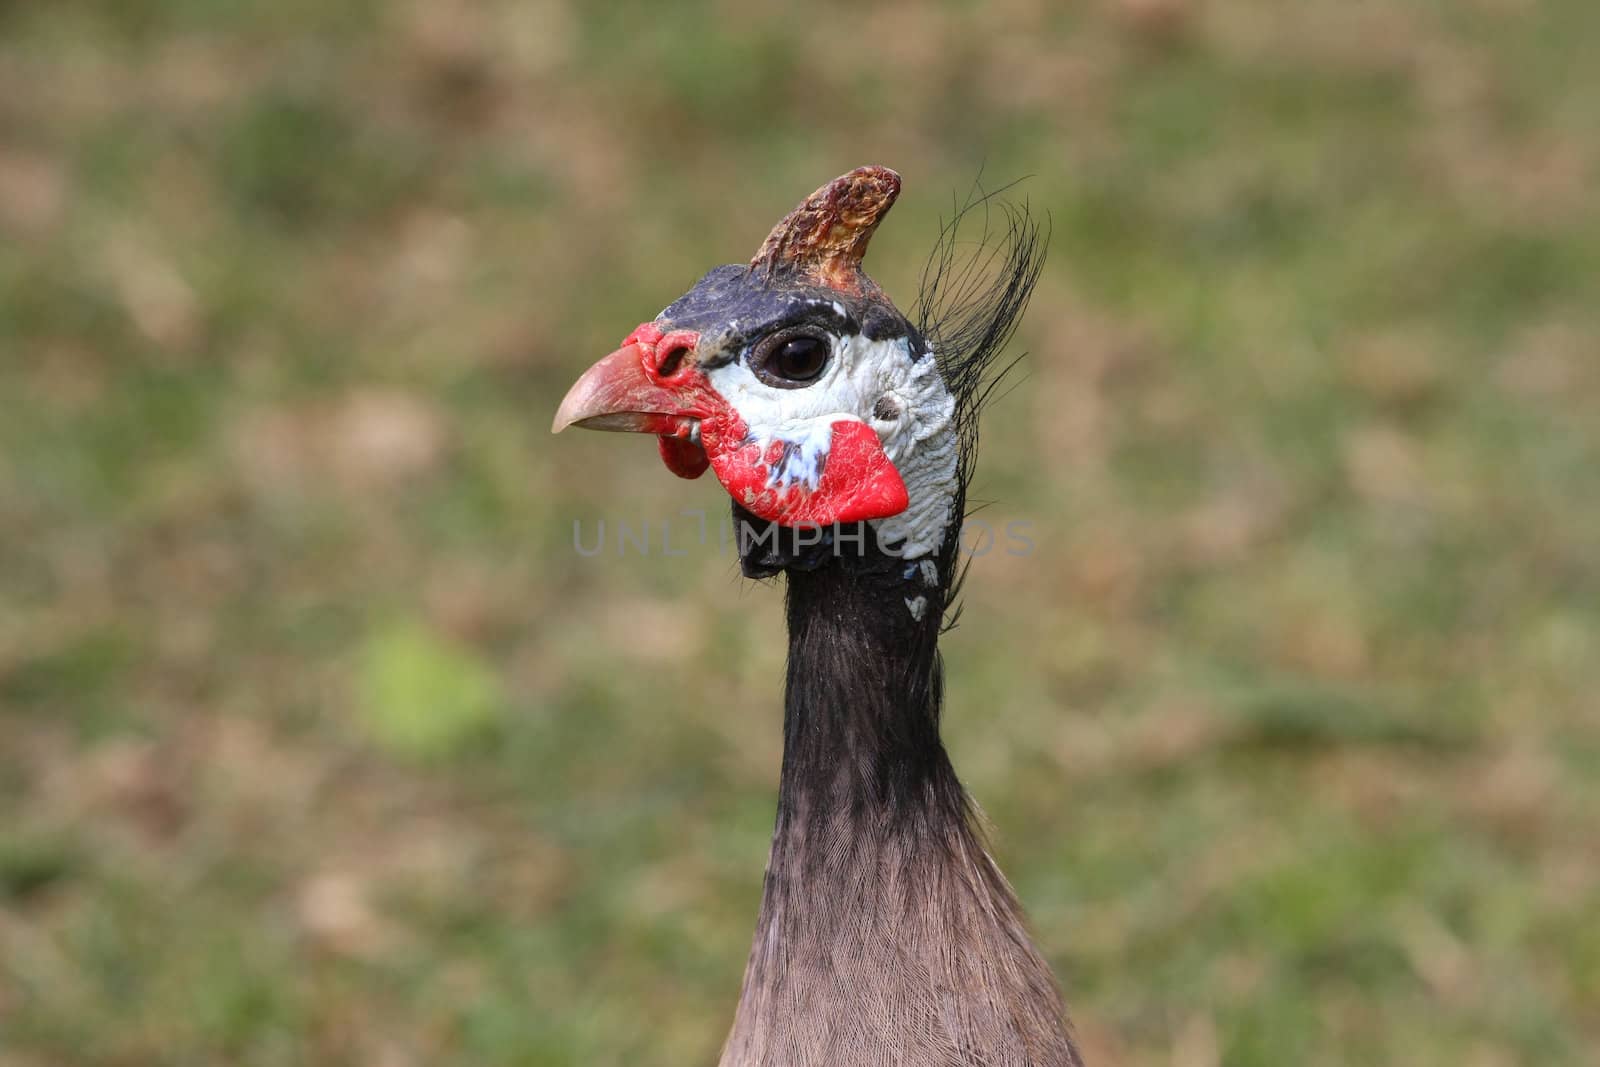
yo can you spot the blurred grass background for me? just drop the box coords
[2,1,1598,1064]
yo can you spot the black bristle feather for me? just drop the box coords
[914,179,1050,625]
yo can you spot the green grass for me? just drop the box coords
[2,1,1599,1064]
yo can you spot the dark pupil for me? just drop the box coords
[773,337,827,380]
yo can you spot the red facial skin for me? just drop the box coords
[555,323,910,528]
[622,323,716,479]
[706,419,909,526]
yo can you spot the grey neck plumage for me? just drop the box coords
[717,554,1083,1067]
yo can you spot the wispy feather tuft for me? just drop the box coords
[913,178,1049,626]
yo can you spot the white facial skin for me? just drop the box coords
[702,323,959,561]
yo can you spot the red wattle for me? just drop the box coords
[658,434,710,479]
[702,417,909,527]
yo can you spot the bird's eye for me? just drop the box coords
[753,331,830,388]
[773,337,827,380]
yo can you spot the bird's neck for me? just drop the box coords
[719,554,1081,1067]
[777,554,959,822]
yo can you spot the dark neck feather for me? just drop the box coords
[719,547,1082,1067]
[778,553,961,827]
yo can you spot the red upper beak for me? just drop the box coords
[552,328,714,479]
[552,342,699,436]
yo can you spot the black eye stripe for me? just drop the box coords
[695,306,855,371]
[738,306,854,353]
[655,264,920,367]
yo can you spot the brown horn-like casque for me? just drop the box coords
[750,165,901,297]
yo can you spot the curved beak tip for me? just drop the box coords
[551,342,700,437]
[550,402,579,434]
[551,344,641,435]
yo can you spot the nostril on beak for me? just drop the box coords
[641,328,699,381]
[655,340,690,378]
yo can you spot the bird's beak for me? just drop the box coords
[552,335,713,479]
[551,342,700,437]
